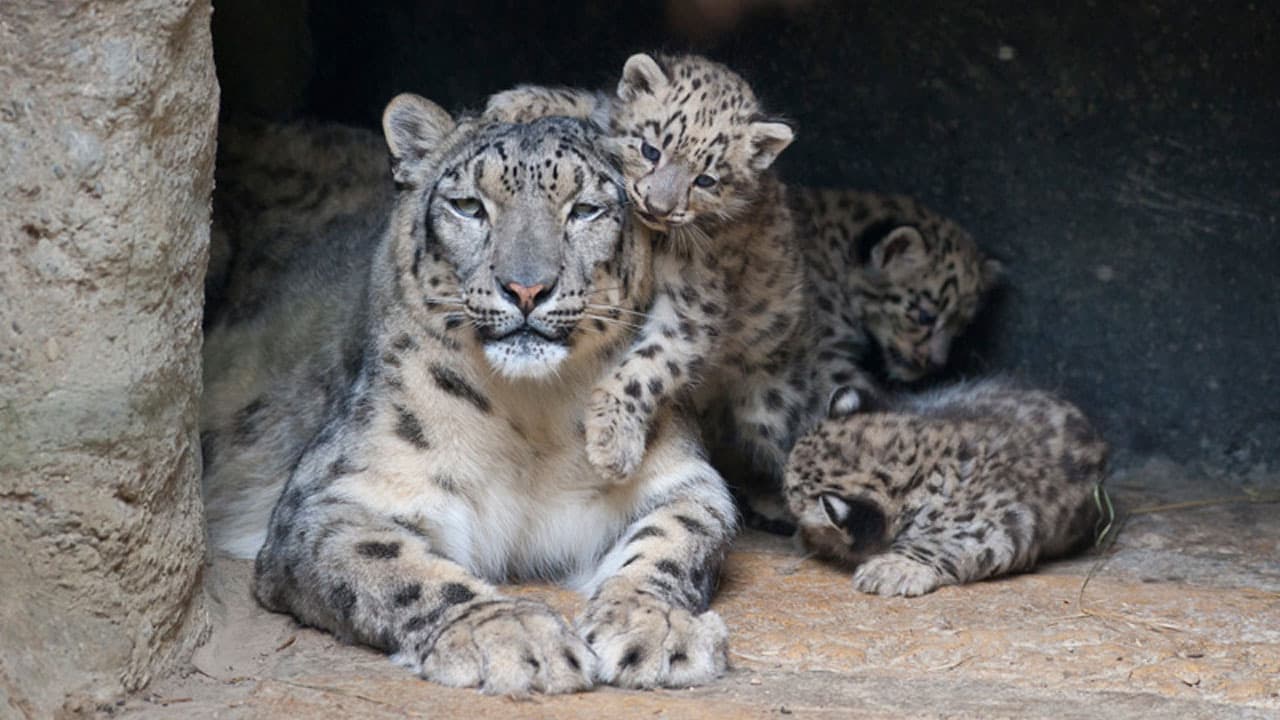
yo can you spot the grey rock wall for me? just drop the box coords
[0,1,217,716]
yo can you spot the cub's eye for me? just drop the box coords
[447,197,486,219]
[916,309,937,326]
[569,202,605,221]
[693,174,717,189]
[640,141,660,163]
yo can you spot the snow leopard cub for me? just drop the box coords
[792,189,1002,392]
[487,53,806,483]
[784,378,1107,596]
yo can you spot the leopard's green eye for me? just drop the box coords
[448,197,486,219]
[569,202,605,221]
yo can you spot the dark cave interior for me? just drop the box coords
[210,0,1280,477]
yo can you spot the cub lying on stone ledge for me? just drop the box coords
[785,377,1106,596]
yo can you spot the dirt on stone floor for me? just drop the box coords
[116,458,1280,719]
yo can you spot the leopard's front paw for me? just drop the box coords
[578,593,728,689]
[585,388,650,483]
[853,552,944,597]
[408,598,595,695]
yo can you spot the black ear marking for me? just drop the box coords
[821,494,888,549]
[855,219,906,266]
[843,498,888,548]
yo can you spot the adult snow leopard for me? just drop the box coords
[202,97,736,693]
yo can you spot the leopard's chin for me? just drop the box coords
[482,328,569,379]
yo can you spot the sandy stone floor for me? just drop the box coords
[117,459,1279,719]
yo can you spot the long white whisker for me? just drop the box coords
[585,303,651,320]
[424,296,466,308]
[582,313,646,331]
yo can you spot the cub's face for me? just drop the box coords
[794,491,892,567]
[860,225,1001,382]
[784,419,916,565]
[608,53,793,237]
[383,96,647,380]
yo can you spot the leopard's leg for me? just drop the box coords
[483,86,606,125]
[727,356,820,483]
[578,414,738,688]
[254,442,594,695]
[586,252,725,481]
[853,496,1040,597]
[809,311,884,418]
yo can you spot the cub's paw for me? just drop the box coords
[409,599,595,695]
[585,388,650,483]
[853,553,944,597]
[579,593,728,688]
[483,88,546,123]
[827,376,884,418]
[827,386,863,418]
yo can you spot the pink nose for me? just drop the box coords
[506,282,546,314]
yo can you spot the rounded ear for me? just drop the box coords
[820,493,888,548]
[981,257,1004,290]
[748,120,794,171]
[870,226,927,275]
[381,93,455,185]
[820,494,852,527]
[618,53,668,102]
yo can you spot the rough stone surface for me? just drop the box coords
[215,0,1280,473]
[118,467,1278,719]
[0,2,217,716]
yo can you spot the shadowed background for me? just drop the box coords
[212,0,1280,477]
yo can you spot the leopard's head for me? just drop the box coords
[608,53,793,238]
[859,223,1002,382]
[785,416,938,565]
[383,94,651,380]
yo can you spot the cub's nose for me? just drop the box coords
[641,198,675,218]
[497,277,556,316]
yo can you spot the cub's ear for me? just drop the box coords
[980,257,1004,290]
[618,53,669,102]
[382,93,455,185]
[820,493,852,527]
[821,493,888,549]
[747,120,794,171]
[870,226,928,277]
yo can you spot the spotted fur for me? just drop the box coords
[487,53,806,486]
[785,378,1107,596]
[793,188,1001,385]
[486,57,999,532]
[206,119,393,326]
[203,97,736,693]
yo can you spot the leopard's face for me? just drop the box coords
[785,419,926,564]
[608,53,793,238]
[384,97,647,380]
[861,225,1001,382]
